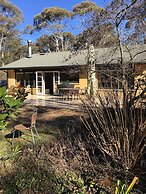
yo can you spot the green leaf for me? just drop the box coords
[120,184,126,194]
[0,121,7,130]
[4,97,21,108]
[0,86,6,98]
[0,113,8,121]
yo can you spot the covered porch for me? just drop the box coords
[7,68,87,96]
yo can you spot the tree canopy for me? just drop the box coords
[0,0,23,66]
[72,1,103,15]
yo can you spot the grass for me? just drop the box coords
[0,130,10,157]
[0,123,58,169]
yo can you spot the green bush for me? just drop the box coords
[0,145,58,194]
[57,171,109,194]
[0,86,27,130]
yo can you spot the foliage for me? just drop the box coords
[0,113,8,130]
[15,87,28,102]
[2,96,21,119]
[73,1,103,16]
[57,171,112,194]
[34,7,72,22]
[0,145,59,194]
[26,7,73,52]
[0,86,27,130]
[115,177,139,194]
[36,32,75,52]
[0,139,142,193]
[0,86,7,98]
[26,1,106,51]
[0,0,23,66]
[99,0,145,44]
[0,145,22,162]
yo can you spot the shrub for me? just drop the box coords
[81,92,146,172]
[0,145,58,194]
[0,86,27,130]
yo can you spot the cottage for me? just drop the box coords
[0,44,145,97]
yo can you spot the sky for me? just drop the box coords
[8,0,110,44]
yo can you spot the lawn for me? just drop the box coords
[0,102,81,158]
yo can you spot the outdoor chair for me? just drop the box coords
[14,110,39,144]
[5,130,24,145]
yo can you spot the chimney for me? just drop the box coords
[27,40,32,58]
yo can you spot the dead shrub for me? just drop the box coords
[80,91,146,171]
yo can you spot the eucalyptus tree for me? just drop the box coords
[104,0,145,44]
[72,1,103,30]
[36,35,53,52]
[0,0,23,66]
[88,0,146,99]
[103,0,146,102]
[29,7,72,52]
[36,32,75,52]
[72,1,104,48]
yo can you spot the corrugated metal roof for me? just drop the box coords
[0,45,145,70]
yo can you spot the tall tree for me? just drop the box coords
[104,0,145,44]
[26,7,72,52]
[0,0,23,66]
[72,1,104,48]
[36,32,75,53]
[72,1,103,31]
[72,1,118,48]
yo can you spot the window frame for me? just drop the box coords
[15,71,36,87]
[98,70,123,90]
[60,72,79,84]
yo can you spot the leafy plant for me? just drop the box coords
[115,177,139,194]
[0,145,22,162]
[15,87,28,102]
[57,171,110,194]
[0,86,26,130]
[0,86,7,100]
[0,145,58,194]
[2,96,21,119]
[0,113,8,130]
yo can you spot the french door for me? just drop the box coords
[36,71,60,95]
[36,71,45,95]
[53,71,60,94]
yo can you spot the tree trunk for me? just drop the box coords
[0,37,4,67]
[87,44,97,96]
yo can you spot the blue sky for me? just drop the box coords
[9,0,110,43]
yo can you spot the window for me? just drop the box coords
[16,72,36,87]
[98,71,122,89]
[25,72,36,87]
[60,72,79,83]
[16,72,24,86]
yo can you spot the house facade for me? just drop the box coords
[0,45,145,96]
